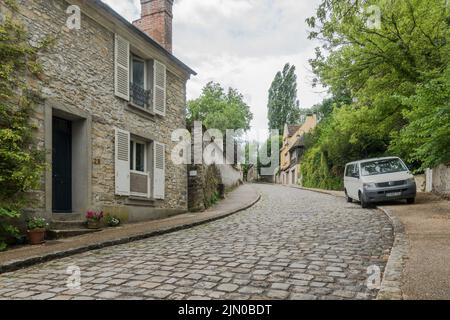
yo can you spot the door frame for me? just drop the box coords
[44,100,92,218]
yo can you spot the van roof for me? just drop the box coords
[345,156,400,166]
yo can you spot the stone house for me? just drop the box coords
[279,114,317,185]
[6,0,196,224]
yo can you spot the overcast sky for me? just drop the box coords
[103,0,327,139]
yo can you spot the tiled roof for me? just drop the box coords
[287,125,301,137]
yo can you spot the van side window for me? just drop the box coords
[352,165,360,178]
[345,164,354,177]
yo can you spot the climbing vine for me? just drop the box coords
[0,1,47,250]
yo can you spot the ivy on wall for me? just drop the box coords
[0,1,47,250]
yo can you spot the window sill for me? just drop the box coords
[126,196,155,207]
[126,102,155,120]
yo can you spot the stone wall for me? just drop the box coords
[414,174,426,192]
[9,0,189,221]
[217,164,243,190]
[188,164,222,212]
[428,164,450,197]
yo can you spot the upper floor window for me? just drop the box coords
[130,55,151,110]
[114,34,167,116]
[131,56,146,90]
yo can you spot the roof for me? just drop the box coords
[288,136,306,151]
[287,125,301,137]
[94,0,196,76]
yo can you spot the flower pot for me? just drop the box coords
[87,220,102,230]
[27,229,46,245]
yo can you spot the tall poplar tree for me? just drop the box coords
[267,63,301,134]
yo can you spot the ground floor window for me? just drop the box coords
[130,140,147,172]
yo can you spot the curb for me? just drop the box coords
[376,207,408,300]
[0,191,261,274]
[285,184,407,300]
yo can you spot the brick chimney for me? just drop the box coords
[133,0,173,53]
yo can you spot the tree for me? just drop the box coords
[267,63,301,134]
[187,82,253,135]
[389,70,450,170]
[300,0,449,189]
[0,1,46,250]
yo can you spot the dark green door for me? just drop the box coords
[52,117,72,213]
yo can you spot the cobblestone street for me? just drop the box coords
[0,184,394,300]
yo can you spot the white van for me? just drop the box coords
[344,157,416,208]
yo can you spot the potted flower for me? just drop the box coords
[85,210,104,229]
[106,215,121,227]
[27,217,48,245]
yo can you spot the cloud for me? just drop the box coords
[102,0,326,138]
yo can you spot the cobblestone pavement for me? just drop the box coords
[0,184,394,300]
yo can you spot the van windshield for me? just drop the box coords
[360,158,408,176]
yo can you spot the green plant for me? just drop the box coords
[0,1,46,250]
[106,215,121,227]
[205,191,220,208]
[27,217,48,231]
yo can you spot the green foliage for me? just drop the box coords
[267,63,301,133]
[390,70,450,170]
[187,82,253,134]
[0,2,45,249]
[105,215,121,227]
[205,191,220,208]
[301,146,343,190]
[203,164,222,210]
[26,217,48,230]
[301,0,449,189]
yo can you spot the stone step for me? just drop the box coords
[52,213,84,221]
[50,220,86,230]
[47,228,101,240]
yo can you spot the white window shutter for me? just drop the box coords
[114,34,130,101]
[153,60,166,116]
[115,128,130,196]
[153,142,166,199]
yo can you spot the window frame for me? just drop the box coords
[130,55,147,90]
[130,139,147,173]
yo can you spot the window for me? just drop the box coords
[345,164,354,177]
[130,55,151,109]
[361,158,408,176]
[130,140,147,172]
[131,57,146,89]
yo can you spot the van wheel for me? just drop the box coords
[406,198,415,204]
[359,191,369,208]
[345,190,353,203]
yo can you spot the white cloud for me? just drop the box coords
[102,0,327,138]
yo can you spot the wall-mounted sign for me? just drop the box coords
[189,170,198,177]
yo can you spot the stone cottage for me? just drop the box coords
[279,114,318,185]
[5,0,196,225]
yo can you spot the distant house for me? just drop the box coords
[279,115,318,185]
[6,0,196,226]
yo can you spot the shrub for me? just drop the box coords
[0,1,46,250]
